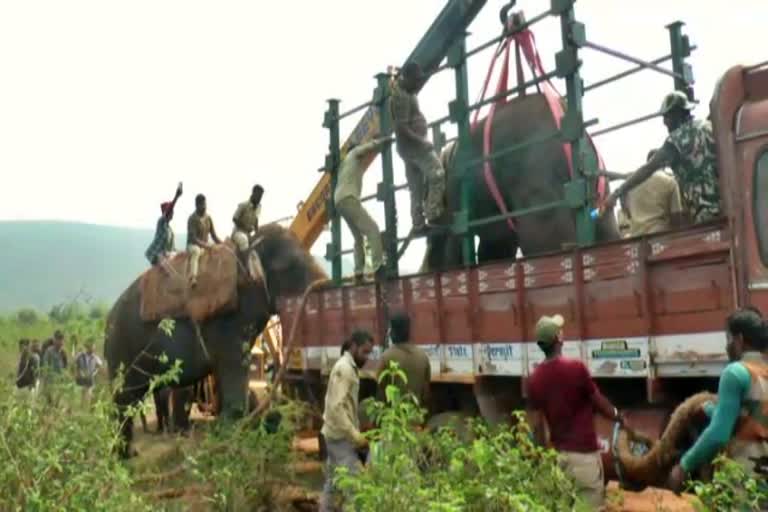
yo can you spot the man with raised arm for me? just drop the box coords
[145,182,183,266]
[603,91,720,224]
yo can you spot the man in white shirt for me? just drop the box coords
[334,137,392,282]
[320,330,374,512]
[75,340,103,407]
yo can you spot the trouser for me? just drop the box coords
[80,385,93,407]
[320,437,362,512]
[232,229,250,252]
[402,148,445,227]
[336,196,384,276]
[558,450,605,510]
[187,244,203,280]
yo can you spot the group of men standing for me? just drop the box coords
[16,330,103,406]
[144,182,264,285]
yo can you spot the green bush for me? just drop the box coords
[335,361,587,512]
[690,455,768,511]
[0,382,150,511]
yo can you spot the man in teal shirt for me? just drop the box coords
[668,308,768,491]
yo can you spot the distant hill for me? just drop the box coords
[0,221,351,313]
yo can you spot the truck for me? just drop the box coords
[274,0,768,482]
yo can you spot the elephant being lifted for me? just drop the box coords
[105,224,326,456]
[423,93,620,271]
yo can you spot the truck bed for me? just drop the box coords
[279,220,733,382]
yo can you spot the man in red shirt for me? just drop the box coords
[527,314,624,509]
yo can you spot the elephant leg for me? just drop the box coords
[477,236,518,265]
[214,349,250,420]
[172,386,194,434]
[115,385,147,458]
[153,388,171,433]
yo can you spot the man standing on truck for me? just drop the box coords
[667,308,768,490]
[527,314,625,509]
[601,149,684,237]
[145,182,183,267]
[376,311,431,411]
[187,193,221,288]
[320,330,374,512]
[603,91,720,224]
[232,184,263,252]
[390,62,446,233]
[334,136,393,282]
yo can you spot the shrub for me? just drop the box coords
[690,455,768,511]
[335,361,588,512]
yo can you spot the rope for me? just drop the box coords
[191,321,211,362]
[243,278,331,424]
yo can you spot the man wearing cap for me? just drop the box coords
[603,91,720,224]
[146,183,183,266]
[232,184,264,252]
[526,314,624,509]
[390,62,446,232]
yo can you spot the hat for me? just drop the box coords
[535,315,564,345]
[659,91,695,115]
[160,202,173,215]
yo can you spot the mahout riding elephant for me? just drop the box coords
[105,224,326,456]
[423,93,620,271]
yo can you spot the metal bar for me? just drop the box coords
[450,33,476,267]
[336,100,373,121]
[427,113,452,131]
[584,52,681,93]
[583,40,684,82]
[589,111,660,138]
[326,99,343,284]
[376,73,399,278]
[736,129,768,143]
[359,183,409,204]
[667,21,694,100]
[746,60,768,73]
[464,118,598,168]
[465,200,568,229]
[561,5,595,246]
[467,69,559,114]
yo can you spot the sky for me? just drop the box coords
[0,0,765,273]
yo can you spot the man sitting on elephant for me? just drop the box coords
[187,193,221,288]
[145,183,183,267]
[232,184,263,252]
[390,62,446,233]
[334,136,392,282]
[604,91,720,225]
[602,149,684,237]
[668,308,768,491]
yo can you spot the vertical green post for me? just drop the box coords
[447,32,475,266]
[323,99,343,284]
[667,21,694,100]
[375,73,399,278]
[556,0,595,246]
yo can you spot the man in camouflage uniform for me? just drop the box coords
[604,91,720,224]
[390,62,445,232]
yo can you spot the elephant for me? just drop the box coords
[105,224,327,456]
[423,93,620,271]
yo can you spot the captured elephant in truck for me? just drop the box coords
[423,93,621,271]
[105,224,326,456]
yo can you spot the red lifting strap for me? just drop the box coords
[470,25,608,231]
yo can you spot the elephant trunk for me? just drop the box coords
[616,391,716,487]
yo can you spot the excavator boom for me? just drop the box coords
[289,0,488,250]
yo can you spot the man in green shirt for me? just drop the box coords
[604,91,720,224]
[668,308,768,491]
[187,193,221,288]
